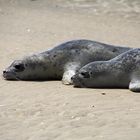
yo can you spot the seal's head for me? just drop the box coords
[3,55,57,81]
[3,60,26,80]
[72,61,124,88]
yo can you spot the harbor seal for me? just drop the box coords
[72,48,140,92]
[3,39,130,84]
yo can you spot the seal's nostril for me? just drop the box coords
[71,76,74,81]
[3,70,6,74]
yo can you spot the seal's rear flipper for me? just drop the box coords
[129,80,140,92]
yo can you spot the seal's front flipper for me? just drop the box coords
[129,79,140,92]
[62,70,76,85]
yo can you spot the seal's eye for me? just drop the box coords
[80,71,90,78]
[14,64,25,72]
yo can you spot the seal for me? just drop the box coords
[72,48,140,92]
[3,39,130,84]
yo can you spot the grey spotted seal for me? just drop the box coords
[3,39,130,84]
[72,48,140,92]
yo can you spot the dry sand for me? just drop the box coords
[0,0,140,140]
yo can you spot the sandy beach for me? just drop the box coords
[0,0,140,140]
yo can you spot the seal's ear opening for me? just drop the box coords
[14,64,25,72]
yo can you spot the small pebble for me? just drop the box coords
[71,116,75,119]
[75,117,81,121]
[62,103,69,106]
[27,28,31,32]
